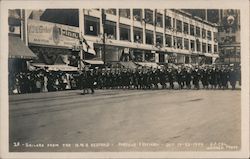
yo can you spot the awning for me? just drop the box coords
[119,61,138,69]
[205,53,219,58]
[83,41,96,55]
[204,53,213,57]
[9,35,37,59]
[31,63,78,71]
[83,59,104,65]
[135,62,159,68]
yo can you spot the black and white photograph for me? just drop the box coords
[0,0,249,158]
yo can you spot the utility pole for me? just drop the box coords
[101,9,106,65]
[79,9,84,71]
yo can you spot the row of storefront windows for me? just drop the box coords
[84,15,218,53]
[103,9,215,41]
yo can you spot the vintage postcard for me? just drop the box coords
[0,0,249,158]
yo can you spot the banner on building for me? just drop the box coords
[28,19,80,48]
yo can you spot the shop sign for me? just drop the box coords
[28,19,80,48]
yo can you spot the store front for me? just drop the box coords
[27,19,99,70]
[9,35,37,73]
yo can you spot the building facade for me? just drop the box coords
[11,9,220,70]
[79,9,219,65]
[217,9,240,64]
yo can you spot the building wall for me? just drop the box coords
[81,9,219,63]
[217,9,240,64]
[29,9,219,64]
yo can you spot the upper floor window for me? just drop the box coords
[208,44,212,53]
[156,32,163,47]
[202,43,207,53]
[176,20,182,32]
[156,13,163,27]
[174,36,183,49]
[134,27,143,43]
[190,40,195,51]
[207,31,212,40]
[196,40,201,52]
[184,38,189,50]
[165,34,172,47]
[165,16,172,29]
[146,30,154,45]
[106,9,116,15]
[84,15,100,36]
[202,29,206,39]
[120,24,131,41]
[119,9,130,19]
[183,22,189,34]
[104,20,116,39]
[214,45,218,53]
[196,27,200,37]
[190,24,195,36]
[133,9,142,21]
[144,9,154,25]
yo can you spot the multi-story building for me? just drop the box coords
[217,9,240,64]
[10,9,220,70]
[184,9,241,65]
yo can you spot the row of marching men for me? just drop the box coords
[78,64,241,92]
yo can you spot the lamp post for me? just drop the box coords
[101,9,106,65]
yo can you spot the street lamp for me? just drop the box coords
[101,9,106,65]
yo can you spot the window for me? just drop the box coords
[190,40,195,51]
[119,9,130,19]
[134,27,143,43]
[214,32,218,42]
[202,43,207,53]
[173,18,176,29]
[184,38,189,50]
[202,29,206,39]
[165,34,172,47]
[156,32,163,47]
[84,15,100,36]
[156,13,163,27]
[120,24,130,41]
[165,16,171,29]
[174,36,182,49]
[106,9,116,15]
[196,40,201,52]
[190,25,194,36]
[196,26,200,37]
[207,31,212,40]
[214,45,218,53]
[133,9,142,21]
[232,36,236,42]
[176,20,182,32]
[208,44,212,53]
[146,30,154,44]
[177,37,183,49]
[104,20,116,39]
[145,9,153,25]
[145,52,155,62]
[183,22,188,34]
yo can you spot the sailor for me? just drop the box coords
[192,66,200,90]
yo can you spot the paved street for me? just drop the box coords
[9,88,241,152]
